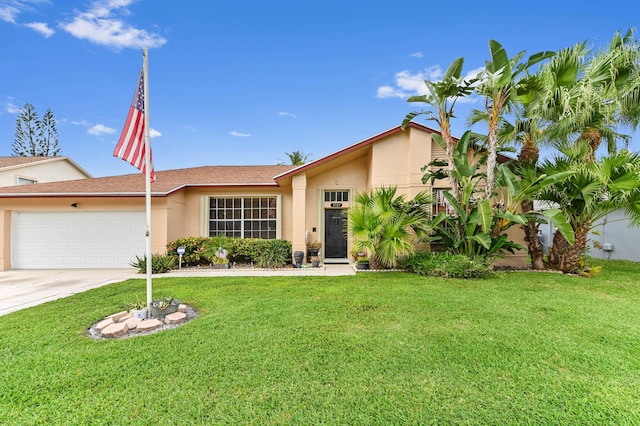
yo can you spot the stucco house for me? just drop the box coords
[0,156,92,187]
[0,123,526,271]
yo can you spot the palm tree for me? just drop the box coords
[542,30,640,161]
[402,57,476,200]
[538,143,640,273]
[278,151,311,165]
[494,43,588,269]
[472,40,553,199]
[348,186,433,269]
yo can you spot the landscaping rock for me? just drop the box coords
[108,311,129,322]
[164,311,186,324]
[126,317,142,329]
[178,304,187,313]
[101,322,129,338]
[95,317,114,332]
[87,305,197,340]
[118,314,132,323]
[136,318,162,332]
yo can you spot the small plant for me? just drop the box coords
[307,241,322,249]
[203,236,231,265]
[129,253,176,274]
[255,240,291,268]
[155,296,175,310]
[126,295,146,310]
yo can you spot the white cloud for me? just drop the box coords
[70,119,91,126]
[410,51,423,58]
[60,0,167,50]
[278,111,297,118]
[0,5,19,23]
[149,127,161,138]
[0,1,51,24]
[4,100,20,114]
[183,124,197,132]
[24,21,54,37]
[88,123,116,135]
[376,85,405,99]
[230,131,250,137]
[376,64,485,102]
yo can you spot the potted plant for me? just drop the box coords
[127,296,147,319]
[307,241,321,262]
[211,255,230,269]
[203,236,231,269]
[150,296,180,319]
[356,257,370,270]
[310,255,320,267]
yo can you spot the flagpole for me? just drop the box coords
[142,47,153,315]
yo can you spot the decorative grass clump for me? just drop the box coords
[1,259,640,424]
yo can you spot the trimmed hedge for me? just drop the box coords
[166,237,292,267]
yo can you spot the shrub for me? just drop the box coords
[404,251,493,279]
[129,253,176,274]
[166,237,208,265]
[166,237,292,267]
[254,240,292,268]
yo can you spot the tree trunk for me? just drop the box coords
[521,199,545,270]
[547,224,589,273]
[518,136,544,269]
[440,122,459,201]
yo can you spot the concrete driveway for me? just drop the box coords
[0,264,355,317]
[0,269,138,316]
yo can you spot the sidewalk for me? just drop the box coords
[0,264,355,317]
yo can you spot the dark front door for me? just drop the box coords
[324,209,347,259]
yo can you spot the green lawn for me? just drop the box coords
[2,260,640,424]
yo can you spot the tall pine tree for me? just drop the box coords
[12,103,61,156]
[39,108,60,156]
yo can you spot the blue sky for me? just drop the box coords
[1,0,640,177]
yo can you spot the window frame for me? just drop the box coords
[202,195,281,239]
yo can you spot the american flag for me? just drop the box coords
[113,70,156,182]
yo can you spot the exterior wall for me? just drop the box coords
[369,128,432,197]
[537,209,640,263]
[589,210,639,262]
[0,210,10,271]
[0,160,90,187]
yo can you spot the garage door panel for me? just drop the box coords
[12,211,146,269]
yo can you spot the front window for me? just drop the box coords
[208,197,277,239]
[16,177,37,185]
[432,189,455,216]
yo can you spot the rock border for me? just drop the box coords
[86,304,198,340]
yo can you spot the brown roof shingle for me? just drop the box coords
[0,165,296,196]
[0,156,60,168]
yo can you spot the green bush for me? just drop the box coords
[254,240,292,268]
[166,237,292,267]
[404,251,493,279]
[166,237,208,265]
[129,253,176,274]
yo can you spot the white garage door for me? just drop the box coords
[12,211,146,269]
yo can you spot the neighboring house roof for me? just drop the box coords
[0,165,296,197]
[0,156,93,178]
